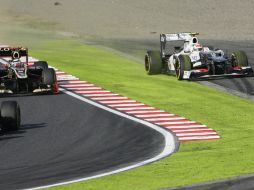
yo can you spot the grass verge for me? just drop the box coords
[1,26,254,189]
[28,39,254,190]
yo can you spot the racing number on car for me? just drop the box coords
[192,55,199,61]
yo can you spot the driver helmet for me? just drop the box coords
[11,59,22,68]
[193,43,203,51]
[214,49,224,57]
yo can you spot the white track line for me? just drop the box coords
[26,88,179,190]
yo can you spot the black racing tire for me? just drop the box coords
[145,50,162,75]
[34,61,48,70]
[0,101,20,131]
[175,55,192,80]
[42,68,56,85]
[231,51,248,67]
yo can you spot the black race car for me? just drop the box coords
[0,47,58,94]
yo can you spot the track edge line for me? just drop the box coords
[25,88,179,190]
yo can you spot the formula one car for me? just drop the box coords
[0,101,20,132]
[145,32,253,80]
[0,47,58,94]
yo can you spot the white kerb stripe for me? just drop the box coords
[165,125,207,129]
[60,84,91,87]
[145,117,185,121]
[136,114,175,118]
[156,121,195,125]
[176,132,218,137]
[109,103,145,107]
[76,90,110,94]
[99,100,137,104]
[172,129,214,132]
[65,84,95,87]
[179,135,220,141]
[64,88,96,90]
[91,96,128,100]
[57,77,79,81]
[83,93,118,97]
[57,74,75,78]
[58,80,88,84]
[56,71,65,74]
[126,110,163,114]
[67,87,102,90]
[116,107,155,111]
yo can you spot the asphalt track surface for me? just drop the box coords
[166,173,254,190]
[0,93,165,190]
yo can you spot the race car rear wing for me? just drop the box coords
[160,32,199,42]
[0,47,28,63]
[160,32,199,58]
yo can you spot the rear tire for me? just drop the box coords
[231,51,248,67]
[145,51,162,75]
[42,68,56,85]
[175,55,192,80]
[34,61,48,70]
[1,101,20,131]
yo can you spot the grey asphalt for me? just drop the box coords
[165,173,254,190]
[0,92,164,190]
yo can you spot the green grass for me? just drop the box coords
[1,25,254,189]
[27,39,254,190]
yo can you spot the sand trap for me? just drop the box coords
[0,0,254,41]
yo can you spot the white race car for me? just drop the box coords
[145,32,253,80]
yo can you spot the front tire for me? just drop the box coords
[42,68,56,85]
[34,61,49,70]
[145,51,162,75]
[231,51,248,67]
[175,55,192,80]
[0,101,20,131]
